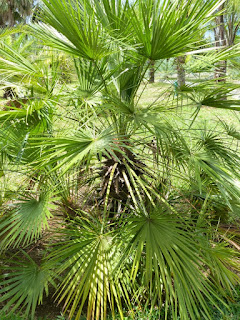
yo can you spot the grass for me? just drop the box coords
[136,81,240,145]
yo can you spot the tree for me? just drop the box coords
[224,0,240,46]
[0,1,240,320]
[0,0,33,27]
[214,3,227,81]
[214,0,240,81]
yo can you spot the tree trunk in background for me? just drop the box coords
[214,4,227,82]
[177,56,186,87]
[149,60,155,83]
[226,11,239,47]
[0,15,4,28]
[0,0,33,27]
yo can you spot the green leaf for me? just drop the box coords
[0,192,53,250]
[122,208,227,320]
[127,0,225,60]
[33,127,120,173]
[46,216,127,320]
[0,252,55,320]
[30,0,114,60]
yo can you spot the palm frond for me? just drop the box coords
[127,0,225,60]
[0,191,53,250]
[179,81,240,111]
[33,127,123,173]
[190,154,240,207]
[0,42,36,78]
[0,26,23,40]
[121,207,231,320]
[188,43,240,73]
[46,215,127,320]
[220,119,240,140]
[94,0,133,38]
[30,0,115,60]
[0,251,55,320]
[204,240,240,294]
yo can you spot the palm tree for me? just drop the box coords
[0,1,240,320]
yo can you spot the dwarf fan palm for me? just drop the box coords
[0,1,240,320]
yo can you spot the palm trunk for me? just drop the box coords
[177,56,186,87]
[214,5,227,82]
[149,60,155,83]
